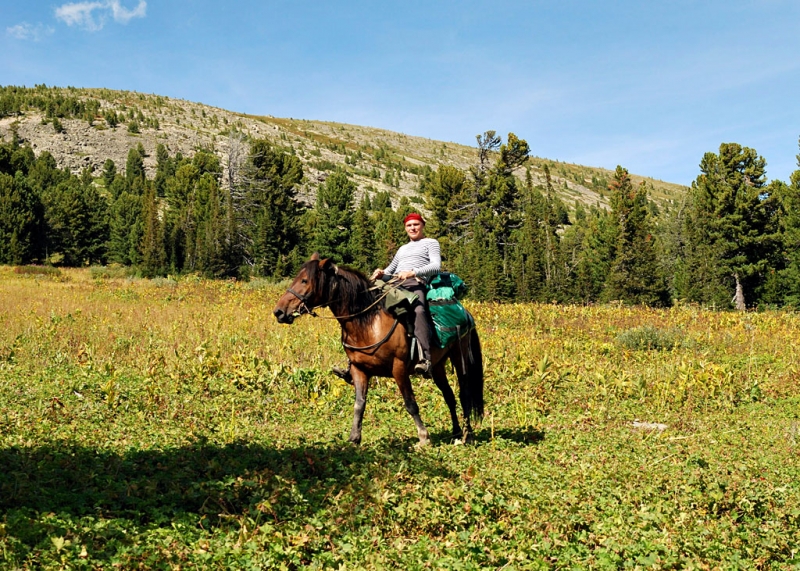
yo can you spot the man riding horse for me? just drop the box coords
[274,213,483,445]
[371,212,440,375]
[332,212,439,382]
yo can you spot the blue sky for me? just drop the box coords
[2,1,799,186]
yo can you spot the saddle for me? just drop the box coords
[371,279,420,321]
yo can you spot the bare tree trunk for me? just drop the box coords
[225,130,247,192]
[733,273,746,311]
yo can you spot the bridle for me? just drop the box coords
[284,286,318,317]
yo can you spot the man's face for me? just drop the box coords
[405,219,424,240]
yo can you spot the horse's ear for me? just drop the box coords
[320,258,338,274]
[310,252,320,261]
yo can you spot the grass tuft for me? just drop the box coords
[89,264,136,280]
[615,324,689,350]
[13,265,61,277]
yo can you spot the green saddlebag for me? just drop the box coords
[426,272,474,348]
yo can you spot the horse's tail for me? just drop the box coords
[456,326,484,423]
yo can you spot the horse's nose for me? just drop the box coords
[273,308,285,322]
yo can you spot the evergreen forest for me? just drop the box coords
[2,87,800,310]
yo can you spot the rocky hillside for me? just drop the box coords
[0,86,687,209]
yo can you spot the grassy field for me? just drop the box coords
[1,267,799,569]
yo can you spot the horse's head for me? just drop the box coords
[273,253,338,324]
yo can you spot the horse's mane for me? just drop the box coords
[304,261,380,326]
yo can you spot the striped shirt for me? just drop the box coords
[383,238,441,280]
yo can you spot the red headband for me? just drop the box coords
[404,212,424,225]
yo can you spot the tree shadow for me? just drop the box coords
[474,426,546,445]
[425,426,545,446]
[0,437,455,542]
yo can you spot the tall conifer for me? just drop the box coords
[602,167,669,306]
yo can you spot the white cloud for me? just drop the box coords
[6,22,55,41]
[55,0,146,31]
[109,0,147,23]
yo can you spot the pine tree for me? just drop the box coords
[162,155,216,273]
[222,183,240,277]
[774,144,800,305]
[371,191,392,211]
[350,195,377,273]
[235,139,304,277]
[27,151,69,197]
[678,143,778,309]
[602,167,670,306]
[311,169,355,264]
[164,162,199,271]
[511,166,561,301]
[107,191,143,266]
[101,159,117,190]
[560,205,615,304]
[433,132,532,299]
[125,145,146,195]
[468,132,530,299]
[0,171,44,264]
[153,143,173,198]
[42,176,108,266]
[423,164,468,242]
[371,202,401,269]
[140,182,165,277]
[192,173,227,277]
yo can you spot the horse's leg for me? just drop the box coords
[452,345,474,444]
[431,360,463,442]
[348,367,369,444]
[394,363,430,446]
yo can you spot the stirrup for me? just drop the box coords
[331,366,353,385]
[413,359,432,377]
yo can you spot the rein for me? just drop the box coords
[286,272,406,354]
[309,286,393,320]
[287,275,403,321]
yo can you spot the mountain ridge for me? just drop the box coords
[0,86,687,209]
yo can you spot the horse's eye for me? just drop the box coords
[301,279,308,284]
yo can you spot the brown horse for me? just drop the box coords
[273,253,484,446]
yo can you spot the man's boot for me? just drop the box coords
[414,358,432,377]
[331,365,353,385]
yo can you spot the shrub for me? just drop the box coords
[309,159,337,172]
[615,325,688,351]
[90,265,134,279]
[150,276,178,288]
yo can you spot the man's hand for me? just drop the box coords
[370,268,384,281]
[397,270,416,280]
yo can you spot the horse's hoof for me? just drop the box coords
[453,438,464,446]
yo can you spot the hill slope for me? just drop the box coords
[0,86,687,209]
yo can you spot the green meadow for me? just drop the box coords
[1,267,798,569]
